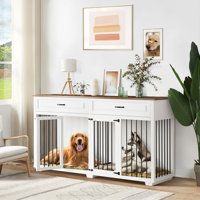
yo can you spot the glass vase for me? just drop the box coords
[135,84,143,97]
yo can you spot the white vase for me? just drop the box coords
[91,79,99,96]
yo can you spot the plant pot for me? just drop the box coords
[194,164,200,186]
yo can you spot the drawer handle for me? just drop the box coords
[57,103,66,106]
[115,106,125,109]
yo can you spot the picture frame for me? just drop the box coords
[103,69,121,96]
[83,5,133,50]
[143,28,163,60]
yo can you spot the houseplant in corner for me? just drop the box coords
[168,42,200,186]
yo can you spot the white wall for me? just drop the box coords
[40,0,200,178]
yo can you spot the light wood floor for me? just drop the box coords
[40,170,200,200]
[3,163,200,200]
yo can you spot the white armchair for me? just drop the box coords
[0,116,30,176]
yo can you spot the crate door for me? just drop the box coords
[34,116,63,171]
[121,119,151,179]
[89,117,121,176]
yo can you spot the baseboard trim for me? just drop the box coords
[175,168,195,179]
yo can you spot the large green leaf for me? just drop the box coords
[195,111,200,137]
[191,59,200,101]
[195,111,200,164]
[183,76,198,118]
[170,65,190,99]
[184,76,192,95]
[168,88,193,126]
[190,42,200,76]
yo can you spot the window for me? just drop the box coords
[0,0,12,99]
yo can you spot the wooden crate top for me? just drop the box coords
[34,94,168,101]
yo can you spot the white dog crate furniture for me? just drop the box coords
[34,95,174,186]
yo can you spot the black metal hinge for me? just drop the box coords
[113,119,120,123]
[113,172,120,175]
[88,118,93,121]
[88,169,93,171]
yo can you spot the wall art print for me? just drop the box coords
[83,5,133,50]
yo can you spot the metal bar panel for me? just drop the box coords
[111,122,113,170]
[97,121,99,169]
[141,120,142,178]
[136,120,138,177]
[55,120,58,166]
[131,120,133,176]
[146,120,148,178]
[169,119,171,173]
[94,121,96,168]
[102,121,104,170]
[158,120,160,177]
[164,120,166,175]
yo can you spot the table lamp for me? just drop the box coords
[61,59,77,94]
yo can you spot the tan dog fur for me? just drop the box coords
[41,132,88,169]
[144,32,160,57]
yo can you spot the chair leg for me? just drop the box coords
[26,158,31,177]
[0,164,3,175]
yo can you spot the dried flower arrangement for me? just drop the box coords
[73,82,89,95]
[123,54,161,96]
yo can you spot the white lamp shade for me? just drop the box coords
[60,59,77,72]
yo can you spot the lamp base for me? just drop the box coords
[61,80,74,94]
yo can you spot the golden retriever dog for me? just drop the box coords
[144,32,160,57]
[41,132,88,169]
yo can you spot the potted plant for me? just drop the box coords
[168,42,200,186]
[73,82,89,95]
[123,54,161,97]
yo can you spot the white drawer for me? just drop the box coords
[36,98,89,114]
[91,100,151,117]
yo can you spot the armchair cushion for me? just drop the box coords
[0,131,4,147]
[0,152,28,163]
[0,138,3,147]
[0,146,28,159]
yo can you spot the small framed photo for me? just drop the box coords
[83,5,133,50]
[143,29,163,60]
[103,70,120,96]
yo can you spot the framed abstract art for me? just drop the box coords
[83,5,133,50]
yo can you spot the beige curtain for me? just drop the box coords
[12,0,41,157]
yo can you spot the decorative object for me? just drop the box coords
[83,5,133,50]
[123,90,128,97]
[73,82,89,95]
[61,59,77,94]
[91,79,99,96]
[0,171,173,200]
[136,84,143,97]
[143,29,163,60]
[194,164,200,186]
[103,70,120,96]
[117,69,124,96]
[118,86,124,97]
[123,54,161,97]
[168,42,200,186]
